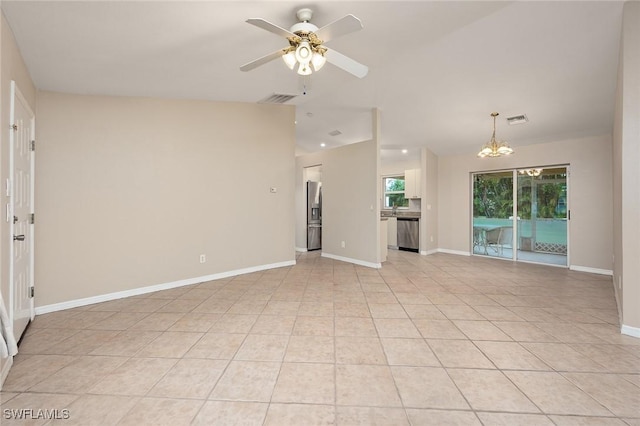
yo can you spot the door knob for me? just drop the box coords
[13,235,25,241]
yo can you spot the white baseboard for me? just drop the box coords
[621,324,640,339]
[35,260,296,315]
[295,247,307,253]
[321,253,381,269]
[421,249,438,256]
[437,248,471,257]
[0,356,14,390]
[569,265,613,276]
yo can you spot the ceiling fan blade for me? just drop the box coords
[325,48,368,78]
[314,14,363,43]
[246,18,296,39]
[240,49,285,72]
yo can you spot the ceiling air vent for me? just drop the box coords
[507,114,529,125]
[258,93,297,104]
[328,130,342,137]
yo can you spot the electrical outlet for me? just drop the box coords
[199,254,206,264]
[341,241,346,248]
[430,235,434,242]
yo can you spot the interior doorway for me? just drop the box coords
[472,166,568,266]
[303,165,322,252]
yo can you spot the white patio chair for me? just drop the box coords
[485,226,512,255]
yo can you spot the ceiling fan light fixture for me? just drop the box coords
[295,41,312,64]
[282,51,296,70]
[311,51,326,71]
[294,41,313,75]
[297,62,312,76]
[477,112,514,158]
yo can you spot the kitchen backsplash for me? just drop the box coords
[408,199,421,211]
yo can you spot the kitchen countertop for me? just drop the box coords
[381,211,421,219]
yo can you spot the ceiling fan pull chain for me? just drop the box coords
[299,75,311,95]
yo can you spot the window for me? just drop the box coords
[383,175,409,208]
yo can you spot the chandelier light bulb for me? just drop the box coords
[497,143,513,155]
[478,145,493,158]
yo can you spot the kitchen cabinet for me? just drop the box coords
[387,217,397,248]
[405,169,422,199]
[380,219,388,262]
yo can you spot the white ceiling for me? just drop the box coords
[2,1,624,160]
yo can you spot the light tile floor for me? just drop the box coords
[2,251,639,425]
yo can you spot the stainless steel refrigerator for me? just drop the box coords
[307,181,322,251]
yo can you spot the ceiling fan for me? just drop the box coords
[240,8,368,79]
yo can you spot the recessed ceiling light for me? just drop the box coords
[320,143,326,147]
[401,149,408,154]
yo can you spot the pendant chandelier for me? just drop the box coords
[477,112,514,158]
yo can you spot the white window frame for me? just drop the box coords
[382,174,409,209]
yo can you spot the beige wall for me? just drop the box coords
[380,157,421,176]
[323,139,380,266]
[613,1,640,334]
[35,92,295,308]
[438,135,613,272]
[1,11,37,385]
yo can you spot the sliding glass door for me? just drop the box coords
[472,171,514,260]
[472,166,568,266]
[516,167,568,266]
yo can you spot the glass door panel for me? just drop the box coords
[516,167,568,266]
[472,171,514,259]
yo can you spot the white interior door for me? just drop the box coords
[10,81,35,342]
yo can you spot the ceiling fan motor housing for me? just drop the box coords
[291,8,318,36]
[290,21,318,35]
[296,8,313,22]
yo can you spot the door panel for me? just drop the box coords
[517,167,568,266]
[472,171,514,260]
[11,82,35,342]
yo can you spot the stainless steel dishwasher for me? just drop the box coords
[397,217,419,253]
